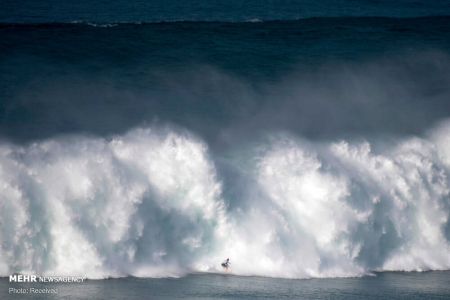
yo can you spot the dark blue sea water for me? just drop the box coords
[1,16,450,145]
[1,1,450,299]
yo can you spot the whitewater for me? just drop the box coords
[0,119,449,280]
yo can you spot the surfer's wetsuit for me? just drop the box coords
[221,258,230,269]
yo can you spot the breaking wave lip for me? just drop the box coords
[0,121,450,280]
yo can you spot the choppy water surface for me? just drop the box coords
[2,272,450,299]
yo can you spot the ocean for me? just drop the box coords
[2,272,450,299]
[2,16,450,143]
[1,1,450,299]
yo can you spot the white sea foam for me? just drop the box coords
[0,123,449,279]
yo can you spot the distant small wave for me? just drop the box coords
[1,15,449,29]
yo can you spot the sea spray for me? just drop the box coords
[0,124,450,279]
[0,129,227,278]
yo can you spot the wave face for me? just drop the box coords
[1,122,450,279]
[1,17,450,144]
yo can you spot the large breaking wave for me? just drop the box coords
[1,121,450,279]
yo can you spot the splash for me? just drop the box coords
[1,123,450,279]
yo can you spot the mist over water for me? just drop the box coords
[1,17,450,147]
[2,48,450,147]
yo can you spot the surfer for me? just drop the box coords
[221,258,230,271]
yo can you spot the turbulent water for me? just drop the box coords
[1,1,450,281]
[1,121,450,279]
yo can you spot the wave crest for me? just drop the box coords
[1,124,450,279]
